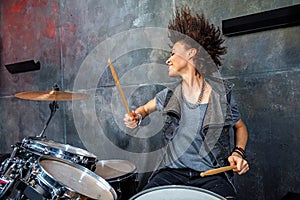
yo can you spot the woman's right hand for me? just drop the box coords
[123,111,139,129]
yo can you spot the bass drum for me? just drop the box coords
[21,137,97,169]
[129,185,226,200]
[33,156,117,200]
[94,160,138,200]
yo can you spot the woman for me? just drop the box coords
[124,7,249,199]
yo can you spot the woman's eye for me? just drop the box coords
[170,52,175,56]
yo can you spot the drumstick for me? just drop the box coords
[108,59,131,117]
[200,165,237,177]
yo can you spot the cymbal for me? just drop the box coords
[15,90,90,101]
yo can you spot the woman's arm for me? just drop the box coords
[228,119,249,175]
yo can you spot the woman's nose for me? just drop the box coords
[166,58,171,65]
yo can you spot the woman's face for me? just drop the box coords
[165,41,192,77]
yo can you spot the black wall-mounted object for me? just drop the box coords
[5,60,40,74]
[222,4,300,36]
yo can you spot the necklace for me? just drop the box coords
[182,78,206,109]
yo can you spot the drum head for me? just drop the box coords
[129,185,226,200]
[38,156,117,200]
[94,160,136,180]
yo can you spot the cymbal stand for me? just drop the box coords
[37,84,60,138]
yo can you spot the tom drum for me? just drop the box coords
[94,160,138,200]
[21,137,97,169]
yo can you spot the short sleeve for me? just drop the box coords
[155,88,170,111]
[230,95,241,124]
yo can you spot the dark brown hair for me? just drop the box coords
[168,6,227,68]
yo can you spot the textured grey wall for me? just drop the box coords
[1,0,300,200]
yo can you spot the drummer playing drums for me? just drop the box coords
[124,6,249,200]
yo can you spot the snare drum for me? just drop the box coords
[21,137,97,169]
[94,160,138,200]
[33,156,117,200]
[129,185,226,200]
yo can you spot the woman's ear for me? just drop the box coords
[188,48,197,59]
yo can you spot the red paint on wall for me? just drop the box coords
[8,0,28,13]
[8,0,48,13]
[2,0,61,65]
[51,1,59,12]
[30,0,47,7]
[42,16,57,39]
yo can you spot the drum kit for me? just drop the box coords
[0,84,229,200]
[0,85,138,200]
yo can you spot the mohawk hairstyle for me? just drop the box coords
[168,6,227,67]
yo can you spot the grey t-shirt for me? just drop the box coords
[156,86,241,172]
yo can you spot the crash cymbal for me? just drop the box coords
[15,90,90,101]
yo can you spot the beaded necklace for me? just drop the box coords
[182,79,206,109]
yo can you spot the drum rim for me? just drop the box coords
[129,185,226,200]
[23,137,97,159]
[37,156,117,200]
[95,159,137,181]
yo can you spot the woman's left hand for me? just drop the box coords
[228,153,249,175]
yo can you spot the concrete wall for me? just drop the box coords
[1,0,300,199]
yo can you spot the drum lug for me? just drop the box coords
[43,148,50,155]
[51,187,66,199]
[70,156,78,164]
[21,137,29,145]
[81,157,88,165]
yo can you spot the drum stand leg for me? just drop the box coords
[0,146,19,175]
[37,85,60,138]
